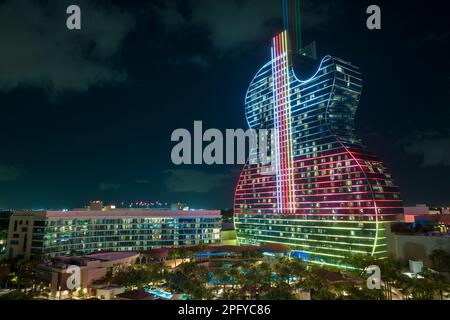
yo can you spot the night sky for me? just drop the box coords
[0,0,449,210]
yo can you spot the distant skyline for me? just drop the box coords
[0,0,449,209]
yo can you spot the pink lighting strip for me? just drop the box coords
[271,31,296,214]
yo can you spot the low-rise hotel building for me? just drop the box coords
[6,209,222,259]
[36,251,138,299]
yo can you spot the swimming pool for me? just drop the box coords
[145,289,191,300]
[145,289,173,300]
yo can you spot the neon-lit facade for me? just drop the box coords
[7,210,222,259]
[234,31,404,267]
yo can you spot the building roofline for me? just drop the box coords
[12,210,222,219]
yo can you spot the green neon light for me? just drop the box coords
[237,234,387,248]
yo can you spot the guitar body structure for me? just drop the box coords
[234,31,403,267]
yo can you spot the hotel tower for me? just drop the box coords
[234,0,404,267]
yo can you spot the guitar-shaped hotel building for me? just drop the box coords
[234,0,404,267]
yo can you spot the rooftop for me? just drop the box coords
[39,251,139,269]
[12,209,222,219]
[312,269,362,283]
[87,251,140,261]
[115,289,155,300]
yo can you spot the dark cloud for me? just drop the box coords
[163,169,231,193]
[135,180,151,184]
[0,165,20,181]
[168,54,210,68]
[186,55,209,68]
[188,0,280,54]
[0,0,136,97]
[153,0,339,54]
[400,131,450,167]
[412,31,450,47]
[152,0,188,32]
[99,182,122,191]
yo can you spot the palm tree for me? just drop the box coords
[227,262,242,294]
[343,254,405,300]
[420,268,449,300]
[429,250,449,271]
[273,257,290,285]
[112,265,153,290]
[339,281,384,300]
[165,261,213,300]
[240,263,262,299]
[0,264,11,289]
[300,271,323,299]
[313,283,337,300]
[402,277,434,300]
[170,248,180,267]
[260,282,296,300]
[230,261,251,300]
[257,261,273,295]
